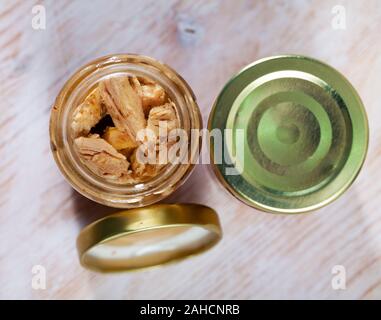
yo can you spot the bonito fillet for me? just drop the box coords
[74,135,130,180]
[71,89,105,137]
[99,77,146,140]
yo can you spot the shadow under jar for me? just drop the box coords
[50,54,202,208]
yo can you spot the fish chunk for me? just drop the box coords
[99,77,146,140]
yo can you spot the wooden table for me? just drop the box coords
[1,0,380,299]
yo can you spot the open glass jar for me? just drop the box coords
[50,54,202,208]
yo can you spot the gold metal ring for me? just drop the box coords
[77,204,222,272]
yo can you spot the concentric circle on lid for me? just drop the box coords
[208,55,368,213]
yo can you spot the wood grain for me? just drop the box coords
[0,0,380,299]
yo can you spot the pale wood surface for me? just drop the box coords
[1,0,381,299]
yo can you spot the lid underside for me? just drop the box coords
[77,204,222,272]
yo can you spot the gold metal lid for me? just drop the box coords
[77,204,222,272]
[208,55,369,213]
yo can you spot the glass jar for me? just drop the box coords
[50,54,202,208]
